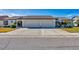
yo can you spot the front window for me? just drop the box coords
[11,20,13,23]
[3,20,8,25]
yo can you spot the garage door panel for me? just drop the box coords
[40,20,55,27]
[24,23,40,27]
[22,20,55,28]
[22,20,40,27]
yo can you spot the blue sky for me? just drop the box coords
[0,9,79,18]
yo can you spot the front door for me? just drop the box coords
[17,21,22,27]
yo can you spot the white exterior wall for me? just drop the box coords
[22,19,55,28]
[7,20,16,26]
[73,18,78,26]
[0,21,3,27]
[0,20,16,26]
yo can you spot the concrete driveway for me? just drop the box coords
[4,28,70,36]
[0,28,79,50]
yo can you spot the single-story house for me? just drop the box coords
[0,16,56,28]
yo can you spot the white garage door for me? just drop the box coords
[22,20,40,27]
[22,20,55,28]
[40,20,55,27]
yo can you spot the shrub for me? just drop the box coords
[11,24,16,28]
[11,23,16,28]
[4,26,10,28]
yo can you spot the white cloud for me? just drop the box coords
[0,9,26,17]
[0,13,25,17]
[67,13,79,17]
[7,13,26,17]
[67,14,72,17]
[66,13,79,19]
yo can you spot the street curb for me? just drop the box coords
[0,35,79,37]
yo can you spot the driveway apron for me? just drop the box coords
[4,28,70,36]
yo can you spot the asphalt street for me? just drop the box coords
[0,35,79,50]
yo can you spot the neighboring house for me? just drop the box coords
[72,16,79,26]
[55,17,72,28]
[0,15,9,27]
[57,17,71,23]
[0,16,56,28]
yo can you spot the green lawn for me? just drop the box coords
[61,27,79,33]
